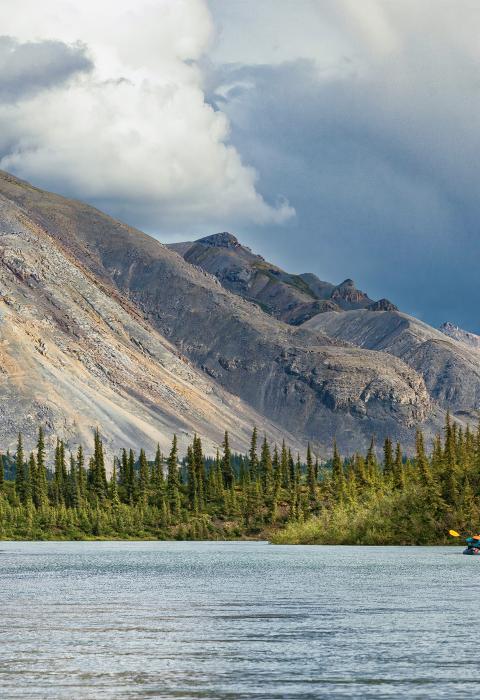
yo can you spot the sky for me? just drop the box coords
[0,1,479,331]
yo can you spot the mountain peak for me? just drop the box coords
[338,278,356,288]
[196,232,240,249]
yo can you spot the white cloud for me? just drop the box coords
[0,0,294,231]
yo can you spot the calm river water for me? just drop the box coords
[0,541,478,699]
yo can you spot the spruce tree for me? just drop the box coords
[0,453,4,491]
[186,444,198,512]
[93,429,107,500]
[193,435,205,510]
[110,459,120,505]
[221,431,234,489]
[280,440,290,489]
[167,435,181,517]
[393,442,404,489]
[383,437,394,479]
[138,449,149,504]
[306,443,317,504]
[260,436,273,494]
[248,427,259,481]
[15,433,26,504]
[35,427,48,508]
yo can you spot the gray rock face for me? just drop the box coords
[303,310,480,422]
[0,172,433,454]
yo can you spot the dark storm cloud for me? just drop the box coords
[207,57,480,332]
[0,36,93,100]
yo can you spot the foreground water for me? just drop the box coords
[0,542,478,699]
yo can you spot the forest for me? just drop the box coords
[0,414,475,544]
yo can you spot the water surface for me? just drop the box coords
[0,541,477,698]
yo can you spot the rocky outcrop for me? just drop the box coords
[368,299,398,312]
[303,310,480,422]
[439,321,480,350]
[0,171,434,453]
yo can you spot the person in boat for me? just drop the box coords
[464,536,480,554]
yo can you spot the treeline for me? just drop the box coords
[0,414,477,543]
[0,426,309,539]
[273,413,480,544]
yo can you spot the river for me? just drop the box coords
[0,541,477,698]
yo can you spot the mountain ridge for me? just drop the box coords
[168,232,398,324]
[0,171,432,454]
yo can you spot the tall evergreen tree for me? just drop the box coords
[306,443,317,504]
[260,436,273,493]
[221,431,234,489]
[167,435,181,516]
[248,427,259,481]
[0,453,4,491]
[15,433,26,504]
[383,437,394,478]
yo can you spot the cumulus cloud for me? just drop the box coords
[0,0,293,232]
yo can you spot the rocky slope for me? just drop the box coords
[0,188,299,459]
[439,321,480,350]
[303,310,480,422]
[168,232,397,325]
[0,172,432,454]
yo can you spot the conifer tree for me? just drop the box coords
[366,437,379,484]
[167,434,181,516]
[306,443,317,504]
[260,436,273,494]
[193,434,205,510]
[221,431,234,489]
[15,433,26,504]
[383,437,394,479]
[92,429,108,500]
[280,440,290,489]
[393,442,404,489]
[76,444,86,503]
[186,444,198,512]
[127,449,135,503]
[138,449,149,504]
[415,430,432,485]
[248,427,259,481]
[332,441,346,501]
[110,459,120,505]
[154,444,164,487]
[34,427,48,508]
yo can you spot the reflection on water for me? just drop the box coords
[0,541,476,698]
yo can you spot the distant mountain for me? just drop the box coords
[171,232,480,428]
[439,321,480,350]
[0,172,431,455]
[168,232,397,325]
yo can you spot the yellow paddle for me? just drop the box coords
[449,529,460,537]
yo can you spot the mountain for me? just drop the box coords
[0,172,431,455]
[0,177,298,458]
[439,321,480,350]
[303,310,480,421]
[168,232,397,325]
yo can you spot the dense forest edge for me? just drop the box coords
[0,413,474,544]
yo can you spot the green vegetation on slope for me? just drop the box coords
[0,414,476,543]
